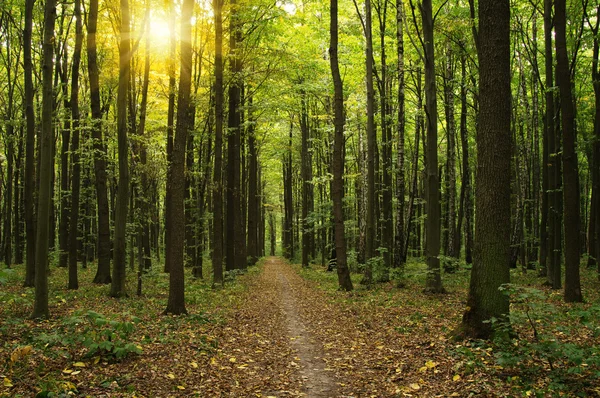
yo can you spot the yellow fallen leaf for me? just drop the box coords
[62,369,73,374]
[229,357,236,363]
[190,362,198,368]
[71,370,81,376]
[410,383,420,390]
[425,360,437,369]
[177,385,185,390]
[73,362,86,367]
[419,366,428,372]
[376,345,384,350]
[167,373,175,379]
[210,357,218,366]
[93,357,101,364]
[453,374,461,381]
[136,345,143,351]
[3,378,13,387]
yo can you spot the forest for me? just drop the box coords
[1,0,600,395]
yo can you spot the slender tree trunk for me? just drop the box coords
[111,0,131,298]
[458,55,473,265]
[394,0,406,271]
[23,0,36,287]
[247,96,259,266]
[362,0,376,285]
[555,0,583,303]
[301,90,311,268]
[330,0,353,291]
[88,0,111,284]
[589,7,600,278]
[421,0,444,293]
[444,47,458,264]
[212,0,225,286]
[68,0,84,290]
[32,0,56,319]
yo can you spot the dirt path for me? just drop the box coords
[271,258,338,397]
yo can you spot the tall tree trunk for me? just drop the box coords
[111,0,131,298]
[88,0,111,284]
[164,0,194,315]
[283,122,294,259]
[589,6,600,279]
[555,0,583,303]
[212,0,225,286]
[247,95,259,266]
[363,0,376,285]
[544,0,561,289]
[421,0,444,293]
[164,1,177,273]
[301,90,311,268]
[459,0,511,339]
[330,0,353,291]
[444,47,458,264]
[458,55,474,265]
[68,0,84,290]
[23,0,36,287]
[394,0,406,270]
[32,0,57,318]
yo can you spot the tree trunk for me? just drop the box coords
[459,0,511,339]
[555,0,583,303]
[247,95,259,266]
[110,0,131,298]
[363,0,376,285]
[394,0,406,271]
[330,0,353,291]
[68,0,84,290]
[32,0,56,319]
[164,0,194,315]
[212,0,225,287]
[23,0,36,287]
[421,0,444,293]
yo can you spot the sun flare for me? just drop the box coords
[149,17,172,47]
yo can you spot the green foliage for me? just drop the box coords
[487,284,600,393]
[34,311,142,361]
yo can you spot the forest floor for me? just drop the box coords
[2,256,600,397]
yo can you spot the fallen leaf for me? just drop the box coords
[177,385,185,390]
[3,378,13,388]
[190,362,198,368]
[62,369,73,374]
[453,374,461,381]
[410,383,420,390]
[167,373,175,379]
[73,362,86,367]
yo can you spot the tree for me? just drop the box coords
[212,0,225,287]
[459,0,511,339]
[32,0,57,319]
[164,0,194,315]
[68,0,84,290]
[23,0,36,288]
[88,0,111,285]
[330,0,353,292]
[111,0,131,298]
[420,0,444,293]
[555,0,583,303]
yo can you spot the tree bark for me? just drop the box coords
[330,0,353,291]
[555,0,583,303]
[212,0,225,286]
[32,0,56,319]
[68,0,84,290]
[459,0,511,339]
[110,0,131,298]
[421,0,444,293]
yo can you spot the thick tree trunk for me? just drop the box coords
[459,0,511,339]
[110,0,131,298]
[330,0,353,291]
[555,0,583,303]
[164,0,194,315]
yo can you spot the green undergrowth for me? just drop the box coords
[0,256,263,397]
